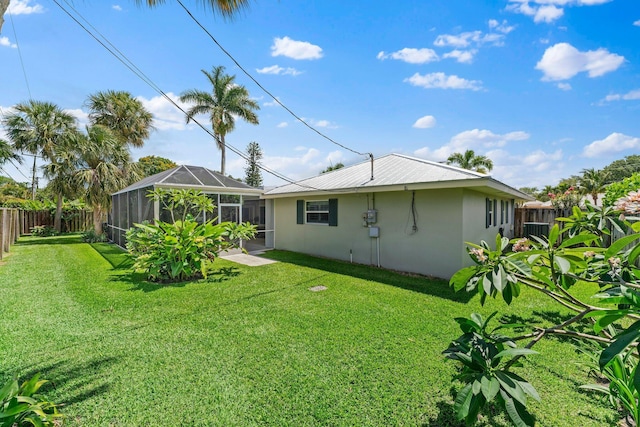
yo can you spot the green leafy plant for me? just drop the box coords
[445,193,640,426]
[0,373,63,426]
[81,229,107,243]
[603,172,640,207]
[126,189,257,282]
[29,225,58,237]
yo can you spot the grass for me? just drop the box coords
[0,234,620,426]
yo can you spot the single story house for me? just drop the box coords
[107,165,266,248]
[262,154,533,279]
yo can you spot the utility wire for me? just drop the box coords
[175,0,371,160]
[8,9,32,99]
[52,0,368,193]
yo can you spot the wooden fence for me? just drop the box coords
[20,210,93,235]
[0,208,20,260]
[514,207,572,238]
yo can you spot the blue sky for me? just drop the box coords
[1,0,639,189]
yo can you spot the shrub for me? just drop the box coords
[30,225,58,237]
[81,229,107,243]
[603,172,640,207]
[0,373,63,426]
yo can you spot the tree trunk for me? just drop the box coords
[93,206,103,235]
[31,155,37,200]
[220,134,226,176]
[54,193,63,233]
[0,0,10,34]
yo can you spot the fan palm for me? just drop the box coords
[1,100,77,207]
[180,66,260,175]
[0,138,22,165]
[139,0,250,17]
[73,125,139,234]
[86,90,154,148]
[579,168,609,206]
[446,149,493,174]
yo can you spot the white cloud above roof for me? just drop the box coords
[412,115,437,129]
[443,49,477,63]
[0,36,17,49]
[137,92,191,131]
[112,5,122,12]
[434,31,504,48]
[8,0,44,15]
[634,19,640,26]
[535,42,624,81]
[583,132,640,157]
[404,72,483,91]
[376,48,439,64]
[506,0,610,23]
[601,89,640,103]
[557,82,572,90]
[256,65,302,76]
[271,36,323,60]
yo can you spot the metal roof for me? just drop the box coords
[263,153,533,200]
[114,165,261,195]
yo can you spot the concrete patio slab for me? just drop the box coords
[220,253,277,267]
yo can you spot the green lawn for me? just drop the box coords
[0,235,619,426]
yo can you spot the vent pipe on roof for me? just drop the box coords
[369,153,374,181]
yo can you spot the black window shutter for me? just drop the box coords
[493,199,497,226]
[296,200,304,224]
[486,198,491,228]
[328,198,338,226]
[500,200,504,224]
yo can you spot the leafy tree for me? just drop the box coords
[603,172,640,207]
[1,100,78,231]
[445,203,640,426]
[180,65,260,175]
[136,155,177,177]
[0,138,21,165]
[602,155,640,184]
[73,125,138,235]
[579,168,609,206]
[86,90,154,148]
[518,187,538,198]
[244,141,263,187]
[446,149,493,174]
[321,162,345,174]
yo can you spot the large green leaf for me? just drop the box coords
[599,319,640,370]
[558,233,599,249]
[501,390,535,427]
[495,348,538,359]
[450,266,478,292]
[454,383,473,421]
[605,233,640,259]
[495,371,527,406]
[481,375,500,401]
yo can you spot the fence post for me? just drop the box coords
[12,209,19,243]
[0,209,4,260]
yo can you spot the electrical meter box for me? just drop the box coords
[366,209,377,224]
[369,226,380,238]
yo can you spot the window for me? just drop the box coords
[486,198,493,228]
[297,199,338,226]
[306,200,330,224]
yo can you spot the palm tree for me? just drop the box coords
[0,138,22,165]
[180,66,260,175]
[579,168,609,206]
[86,90,154,148]
[1,100,77,207]
[73,125,139,234]
[446,149,493,174]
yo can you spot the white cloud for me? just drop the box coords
[7,0,44,15]
[634,19,640,26]
[557,82,572,90]
[404,72,483,91]
[260,148,347,181]
[276,122,288,128]
[535,42,624,81]
[63,108,90,128]
[271,36,323,60]
[256,65,302,76]
[136,92,192,131]
[583,132,640,157]
[413,129,530,162]
[376,48,439,64]
[263,97,281,107]
[443,49,476,63]
[434,31,504,48]
[0,36,17,49]
[488,19,515,34]
[412,115,437,129]
[507,0,612,24]
[112,5,122,11]
[534,5,564,22]
[601,89,640,103]
[310,119,338,129]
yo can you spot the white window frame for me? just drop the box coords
[306,200,330,225]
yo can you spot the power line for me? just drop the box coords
[175,0,371,160]
[8,9,32,99]
[52,0,367,193]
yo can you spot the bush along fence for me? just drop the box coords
[20,210,93,235]
[0,208,20,260]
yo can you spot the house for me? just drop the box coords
[107,165,266,248]
[262,154,533,279]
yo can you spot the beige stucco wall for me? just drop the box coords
[272,188,468,279]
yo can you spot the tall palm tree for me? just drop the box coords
[73,125,139,234]
[0,138,22,165]
[579,168,609,206]
[446,149,493,174]
[180,66,260,175]
[1,100,77,206]
[86,90,154,148]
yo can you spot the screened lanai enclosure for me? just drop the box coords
[107,165,272,251]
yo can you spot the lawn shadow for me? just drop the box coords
[16,234,83,246]
[0,356,117,409]
[260,250,474,303]
[424,389,514,427]
[89,242,133,270]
